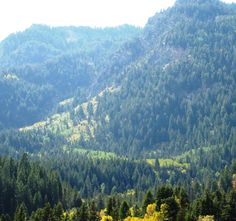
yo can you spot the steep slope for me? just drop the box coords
[14,0,236,163]
[0,24,140,68]
[0,25,140,128]
[1,2,236,220]
[0,1,236,212]
[87,0,236,158]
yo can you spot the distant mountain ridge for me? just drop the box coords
[0,24,140,68]
[79,0,236,157]
[2,0,234,163]
[0,0,235,195]
[1,1,236,220]
[0,24,140,128]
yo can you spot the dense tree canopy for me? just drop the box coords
[0,0,236,220]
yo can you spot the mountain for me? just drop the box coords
[1,0,236,220]
[0,25,141,128]
[0,24,140,68]
[0,0,233,193]
[13,0,236,159]
[87,0,236,158]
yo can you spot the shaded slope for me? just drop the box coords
[0,25,140,129]
[0,24,140,68]
[82,0,236,157]
[14,0,236,162]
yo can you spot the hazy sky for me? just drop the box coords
[0,0,235,41]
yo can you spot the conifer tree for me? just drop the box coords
[88,201,99,221]
[142,191,154,213]
[52,202,64,221]
[14,203,28,221]
[78,203,89,221]
[119,201,129,220]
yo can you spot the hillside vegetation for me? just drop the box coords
[0,0,236,220]
[0,25,140,128]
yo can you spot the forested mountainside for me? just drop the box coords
[90,0,236,158]
[10,0,236,158]
[0,24,140,68]
[0,25,140,128]
[0,154,235,221]
[0,0,236,220]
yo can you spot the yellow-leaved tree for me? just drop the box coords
[101,215,113,221]
[124,202,169,221]
[146,203,157,217]
[198,215,215,221]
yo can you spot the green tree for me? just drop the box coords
[52,202,64,221]
[221,191,236,221]
[42,203,53,221]
[142,191,154,213]
[14,203,28,221]
[78,203,89,221]
[119,201,130,220]
[199,191,216,216]
[88,201,99,221]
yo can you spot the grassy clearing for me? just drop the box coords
[146,157,189,175]
[159,158,189,169]
[19,86,120,143]
[62,145,121,160]
[146,159,155,167]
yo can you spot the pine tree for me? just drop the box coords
[119,201,129,220]
[106,197,119,221]
[107,197,113,216]
[52,202,64,221]
[142,191,154,213]
[42,203,53,221]
[14,203,28,221]
[88,201,99,221]
[78,203,89,221]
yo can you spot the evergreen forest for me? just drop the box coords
[0,0,236,220]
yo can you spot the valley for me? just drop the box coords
[0,0,236,220]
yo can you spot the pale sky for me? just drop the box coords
[0,0,235,41]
